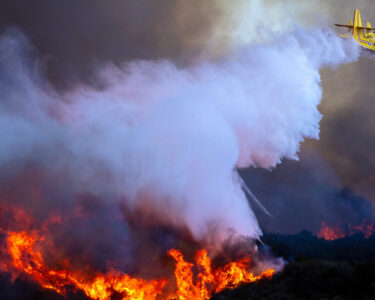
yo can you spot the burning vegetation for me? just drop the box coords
[0,3,369,299]
[0,206,274,300]
[317,220,375,241]
[316,222,346,241]
[222,230,375,299]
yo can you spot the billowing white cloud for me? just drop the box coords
[0,24,358,245]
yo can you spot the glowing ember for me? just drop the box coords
[1,229,274,300]
[317,221,346,241]
[351,220,375,238]
[317,220,375,241]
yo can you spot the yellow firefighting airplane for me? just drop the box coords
[335,9,375,52]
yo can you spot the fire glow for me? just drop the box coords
[0,222,274,300]
[0,20,361,300]
[317,220,375,241]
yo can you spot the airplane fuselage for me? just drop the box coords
[336,9,375,52]
[353,27,375,51]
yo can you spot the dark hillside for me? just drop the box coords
[212,231,375,300]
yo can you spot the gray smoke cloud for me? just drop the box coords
[0,0,361,90]
[0,25,359,245]
[0,0,224,89]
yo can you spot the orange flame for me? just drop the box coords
[317,220,375,241]
[2,230,275,300]
[167,248,274,299]
[4,231,167,300]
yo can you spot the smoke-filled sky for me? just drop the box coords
[0,0,374,240]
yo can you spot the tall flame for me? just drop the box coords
[4,231,167,300]
[168,248,274,297]
[1,229,274,300]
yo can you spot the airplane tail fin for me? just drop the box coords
[353,9,369,40]
[354,9,363,28]
[335,9,375,35]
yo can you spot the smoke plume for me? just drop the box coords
[0,26,359,246]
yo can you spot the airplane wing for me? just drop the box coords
[335,24,375,31]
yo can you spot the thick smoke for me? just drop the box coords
[0,0,358,89]
[1,1,373,211]
[0,27,359,245]
[0,0,223,89]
